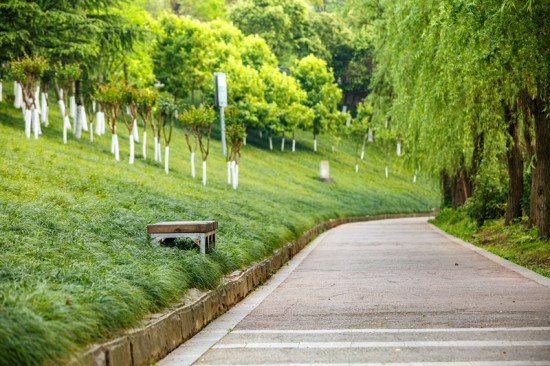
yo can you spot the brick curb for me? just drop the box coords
[71,212,432,366]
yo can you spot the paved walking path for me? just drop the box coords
[159,217,550,365]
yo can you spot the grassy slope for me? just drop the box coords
[0,88,438,365]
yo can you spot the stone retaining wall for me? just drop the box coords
[71,212,432,366]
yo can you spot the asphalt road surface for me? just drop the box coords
[159,217,550,366]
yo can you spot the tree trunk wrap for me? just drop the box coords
[191,153,195,178]
[158,141,162,162]
[202,161,207,186]
[505,108,523,225]
[227,161,231,184]
[70,96,76,120]
[24,108,31,138]
[142,132,147,159]
[41,93,48,125]
[133,120,139,143]
[165,146,169,174]
[115,134,120,161]
[129,135,135,164]
[32,107,40,139]
[534,96,550,237]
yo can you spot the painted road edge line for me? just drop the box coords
[233,327,550,334]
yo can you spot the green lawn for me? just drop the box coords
[0,86,438,365]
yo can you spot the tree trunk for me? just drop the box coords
[505,104,524,225]
[471,130,484,190]
[533,95,550,237]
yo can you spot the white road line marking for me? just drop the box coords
[232,327,550,334]
[213,340,550,349]
[196,362,550,366]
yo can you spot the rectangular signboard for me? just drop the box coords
[214,73,228,107]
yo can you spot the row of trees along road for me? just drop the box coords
[366,0,550,236]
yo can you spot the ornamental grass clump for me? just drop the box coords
[7,55,48,139]
[136,88,158,160]
[225,108,246,189]
[54,63,81,144]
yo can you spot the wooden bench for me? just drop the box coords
[147,220,217,254]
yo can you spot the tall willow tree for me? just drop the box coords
[370,0,550,236]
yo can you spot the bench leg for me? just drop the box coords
[199,233,206,254]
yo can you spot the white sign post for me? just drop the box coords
[214,72,228,154]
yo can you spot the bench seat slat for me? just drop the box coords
[147,220,218,234]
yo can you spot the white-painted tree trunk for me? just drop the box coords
[153,136,158,161]
[132,120,139,142]
[397,142,401,156]
[227,161,231,184]
[41,93,48,126]
[361,134,367,159]
[243,136,246,145]
[231,161,236,189]
[114,134,120,161]
[14,82,23,109]
[235,163,239,188]
[32,107,40,139]
[92,101,96,113]
[142,131,147,159]
[157,141,162,162]
[368,128,373,142]
[100,113,105,135]
[259,131,263,139]
[90,123,93,142]
[191,152,196,178]
[81,107,88,132]
[292,138,296,152]
[314,138,317,152]
[69,96,76,120]
[332,145,335,153]
[34,86,40,113]
[111,134,115,153]
[281,137,285,151]
[24,107,31,138]
[129,135,135,164]
[202,161,207,185]
[269,136,273,150]
[413,170,418,183]
[0,79,2,102]
[355,163,359,173]
[74,106,84,138]
[385,165,388,178]
[95,113,101,135]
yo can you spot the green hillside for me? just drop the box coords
[0,87,438,365]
